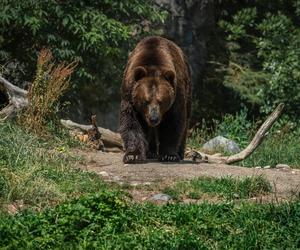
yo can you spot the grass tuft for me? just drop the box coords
[163,176,271,201]
[0,121,106,210]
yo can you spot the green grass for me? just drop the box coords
[0,121,107,210]
[188,113,300,168]
[0,191,299,249]
[240,132,300,168]
[163,176,271,201]
[0,120,299,249]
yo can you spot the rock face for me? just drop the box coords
[202,136,240,154]
[155,0,215,90]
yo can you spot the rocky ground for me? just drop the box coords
[76,150,300,204]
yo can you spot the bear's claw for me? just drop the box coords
[123,152,146,163]
[159,154,180,162]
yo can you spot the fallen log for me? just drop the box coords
[0,76,28,120]
[186,103,284,164]
[1,76,284,162]
[60,119,123,149]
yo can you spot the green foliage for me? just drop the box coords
[187,119,215,150]
[0,121,106,209]
[0,191,299,249]
[241,125,300,168]
[215,107,253,148]
[0,191,127,249]
[257,13,300,116]
[163,176,271,201]
[188,108,253,150]
[216,1,300,120]
[188,108,300,168]
[0,0,166,104]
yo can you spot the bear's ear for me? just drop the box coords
[133,66,147,82]
[163,70,176,84]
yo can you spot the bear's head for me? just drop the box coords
[132,66,176,127]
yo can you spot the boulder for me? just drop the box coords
[202,136,240,154]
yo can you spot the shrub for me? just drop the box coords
[0,1,166,105]
[215,107,253,148]
[19,49,77,134]
[216,1,300,121]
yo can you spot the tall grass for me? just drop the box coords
[188,111,300,168]
[0,122,106,210]
[19,48,77,135]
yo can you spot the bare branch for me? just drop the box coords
[0,76,28,120]
[187,103,285,164]
[60,119,123,149]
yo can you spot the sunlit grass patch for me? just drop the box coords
[0,122,106,211]
[163,175,271,201]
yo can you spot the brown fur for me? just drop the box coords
[119,36,191,163]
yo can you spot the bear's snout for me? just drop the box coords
[148,105,160,127]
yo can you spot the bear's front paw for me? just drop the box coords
[159,154,180,162]
[123,152,146,163]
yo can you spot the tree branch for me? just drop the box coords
[187,103,285,164]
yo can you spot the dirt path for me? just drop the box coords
[77,150,300,202]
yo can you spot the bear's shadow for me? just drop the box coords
[125,159,196,165]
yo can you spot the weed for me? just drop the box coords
[19,48,77,135]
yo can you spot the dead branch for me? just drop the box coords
[187,103,284,164]
[60,119,123,149]
[0,76,28,120]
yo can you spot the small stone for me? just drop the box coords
[7,204,17,214]
[276,164,290,170]
[255,166,262,169]
[150,193,172,202]
[130,182,140,187]
[233,193,240,199]
[143,182,152,186]
[263,165,271,169]
[124,164,129,167]
[99,171,109,177]
[292,171,296,174]
[113,176,121,181]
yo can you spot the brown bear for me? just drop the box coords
[119,36,191,163]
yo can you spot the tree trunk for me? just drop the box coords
[60,119,123,149]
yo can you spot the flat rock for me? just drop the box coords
[112,176,121,181]
[276,164,290,170]
[150,193,172,202]
[202,136,240,154]
[99,171,109,177]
